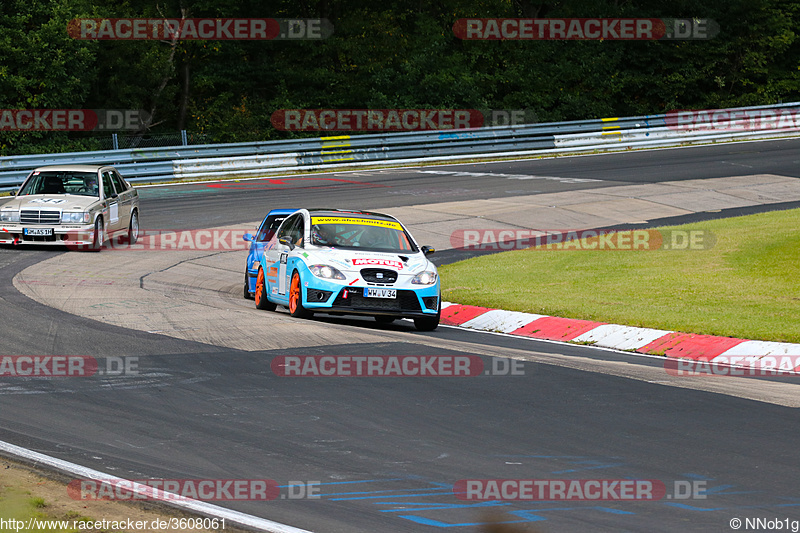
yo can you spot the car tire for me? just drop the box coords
[244,270,255,300]
[288,270,312,318]
[255,267,276,311]
[126,209,139,245]
[414,295,441,331]
[374,316,396,324]
[89,217,104,252]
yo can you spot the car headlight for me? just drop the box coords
[61,212,91,224]
[411,271,438,285]
[0,210,19,223]
[309,264,346,280]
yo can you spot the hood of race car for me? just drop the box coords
[301,248,434,275]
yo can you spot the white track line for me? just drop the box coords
[0,439,314,533]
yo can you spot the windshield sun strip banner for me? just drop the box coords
[310,216,403,230]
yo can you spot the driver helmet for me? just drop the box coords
[311,224,332,245]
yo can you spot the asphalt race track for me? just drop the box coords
[135,138,800,231]
[1,139,800,532]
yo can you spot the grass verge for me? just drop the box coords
[0,458,223,533]
[440,208,800,343]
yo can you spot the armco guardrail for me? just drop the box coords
[2,102,799,189]
[0,117,640,185]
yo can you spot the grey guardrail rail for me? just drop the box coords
[2,102,799,189]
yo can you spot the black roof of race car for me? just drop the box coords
[305,208,399,221]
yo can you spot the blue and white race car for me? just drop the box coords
[244,209,440,331]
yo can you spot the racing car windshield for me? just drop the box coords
[18,172,100,197]
[310,216,417,253]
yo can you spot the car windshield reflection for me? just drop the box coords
[19,172,99,197]
[310,222,417,253]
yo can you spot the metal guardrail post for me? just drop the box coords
[112,134,119,151]
[181,130,188,146]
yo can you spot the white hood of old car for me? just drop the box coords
[2,194,99,211]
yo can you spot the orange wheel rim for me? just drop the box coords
[290,274,300,313]
[255,269,264,306]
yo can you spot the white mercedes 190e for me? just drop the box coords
[0,164,139,251]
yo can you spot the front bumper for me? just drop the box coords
[0,224,96,246]
[302,276,440,318]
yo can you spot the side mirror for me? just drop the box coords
[421,245,435,256]
[279,236,295,250]
[111,193,118,199]
[11,190,16,196]
[243,233,254,242]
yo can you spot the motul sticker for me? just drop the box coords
[352,258,403,270]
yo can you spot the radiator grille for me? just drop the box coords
[20,210,60,225]
[360,268,398,284]
[332,289,421,312]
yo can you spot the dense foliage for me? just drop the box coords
[1,0,799,154]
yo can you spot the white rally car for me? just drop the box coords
[0,164,139,250]
[245,209,441,331]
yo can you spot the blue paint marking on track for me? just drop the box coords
[399,516,529,527]
[663,503,726,511]
[379,501,509,513]
[305,469,794,528]
[322,487,450,497]
[682,472,713,480]
[276,478,405,488]
[398,505,637,528]
[511,506,636,519]
[701,484,760,496]
[329,491,455,501]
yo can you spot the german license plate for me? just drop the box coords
[23,228,54,236]
[364,288,396,299]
